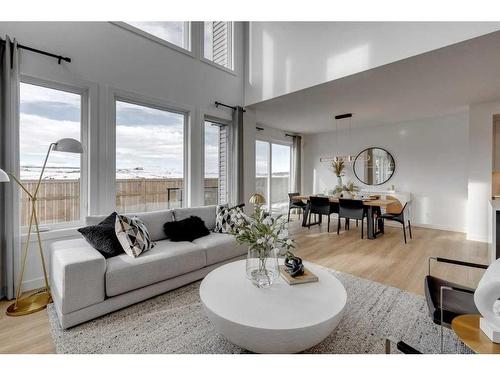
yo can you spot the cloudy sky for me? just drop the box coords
[20,82,290,182]
[256,140,291,177]
[19,83,219,180]
[127,22,187,48]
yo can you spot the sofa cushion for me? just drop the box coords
[192,232,246,266]
[78,212,124,258]
[115,214,155,257]
[173,206,216,231]
[87,209,174,242]
[163,216,210,242]
[105,240,206,297]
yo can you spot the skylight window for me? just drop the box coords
[124,22,190,51]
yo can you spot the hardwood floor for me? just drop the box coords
[0,217,489,354]
[290,217,488,295]
[0,294,54,354]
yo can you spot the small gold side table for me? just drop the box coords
[451,314,500,354]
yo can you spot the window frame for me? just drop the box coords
[255,137,293,213]
[112,91,190,211]
[200,21,236,74]
[111,21,194,57]
[19,75,90,233]
[202,116,230,206]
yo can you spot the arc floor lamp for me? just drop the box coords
[1,138,83,316]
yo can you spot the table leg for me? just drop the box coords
[367,206,375,239]
[302,203,310,227]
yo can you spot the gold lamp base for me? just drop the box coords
[6,289,52,317]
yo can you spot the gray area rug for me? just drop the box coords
[48,268,470,354]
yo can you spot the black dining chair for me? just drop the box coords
[380,199,412,244]
[338,199,367,238]
[308,196,337,232]
[287,193,307,222]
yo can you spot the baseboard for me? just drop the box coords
[409,222,467,234]
[21,277,46,293]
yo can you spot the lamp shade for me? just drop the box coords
[0,168,10,183]
[53,138,83,154]
[249,193,266,205]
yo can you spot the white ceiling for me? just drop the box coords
[247,30,500,134]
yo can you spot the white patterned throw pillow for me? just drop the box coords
[115,214,155,257]
[214,205,245,233]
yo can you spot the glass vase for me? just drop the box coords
[245,246,279,288]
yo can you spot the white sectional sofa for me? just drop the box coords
[50,205,246,329]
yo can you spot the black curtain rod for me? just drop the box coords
[1,39,71,64]
[215,101,246,112]
[285,133,299,138]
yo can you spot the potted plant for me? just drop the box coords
[334,180,360,199]
[231,205,295,288]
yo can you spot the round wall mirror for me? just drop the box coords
[353,147,395,185]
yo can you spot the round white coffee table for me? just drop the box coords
[199,259,347,353]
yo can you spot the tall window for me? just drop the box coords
[255,141,270,206]
[204,120,228,205]
[19,82,83,227]
[255,140,291,214]
[271,144,291,214]
[203,21,233,69]
[115,100,185,213]
[124,22,190,51]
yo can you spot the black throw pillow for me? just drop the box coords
[77,212,124,258]
[163,216,210,242]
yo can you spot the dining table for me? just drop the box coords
[292,195,398,239]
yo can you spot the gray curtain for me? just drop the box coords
[0,36,20,300]
[230,106,244,205]
[292,135,302,193]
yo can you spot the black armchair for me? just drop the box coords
[287,193,307,222]
[424,256,488,352]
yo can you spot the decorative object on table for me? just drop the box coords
[279,265,319,285]
[283,251,304,277]
[473,257,500,343]
[353,147,395,186]
[115,214,155,257]
[334,180,360,199]
[331,159,345,187]
[279,250,319,285]
[1,138,83,316]
[231,194,295,288]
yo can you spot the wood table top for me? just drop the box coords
[293,195,397,207]
[451,314,500,354]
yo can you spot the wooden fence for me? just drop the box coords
[20,178,219,226]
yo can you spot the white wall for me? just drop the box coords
[245,22,500,105]
[467,101,500,242]
[0,21,245,291]
[302,111,469,233]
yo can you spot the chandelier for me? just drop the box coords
[319,113,370,164]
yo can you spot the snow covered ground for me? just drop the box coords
[20,166,217,180]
